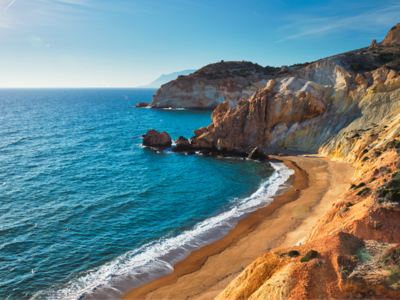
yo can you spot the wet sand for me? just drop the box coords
[122,155,354,300]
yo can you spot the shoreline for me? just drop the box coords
[122,154,354,300]
[122,158,308,300]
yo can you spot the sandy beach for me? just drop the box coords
[122,154,354,300]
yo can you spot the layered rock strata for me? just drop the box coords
[193,59,400,153]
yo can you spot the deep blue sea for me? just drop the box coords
[0,89,293,300]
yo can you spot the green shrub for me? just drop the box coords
[370,177,376,183]
[288,250,300,257]
[363,149,369,153]
[354,182,366,190]
[362,156,369,162]
[391,26,397,31]
[377,53,394,63]
[357,187,371,196]
[393,171,400,178]
[388,169,392,173]
[379,246,400,266]
[350,184,356,189]
[344,207,350,212]
[381,178,400,202]
[346,202,354,207]
[351,63,364,72]
[300,250,319,263]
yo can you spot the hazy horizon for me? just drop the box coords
[1,0,399,88]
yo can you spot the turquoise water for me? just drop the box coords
[0,89,292,299]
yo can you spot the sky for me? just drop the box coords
[0,0,399,88]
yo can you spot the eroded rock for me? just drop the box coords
[142,129,172,148]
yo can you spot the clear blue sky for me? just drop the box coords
[0,0,399,87]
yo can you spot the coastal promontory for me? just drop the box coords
[149,61,281,110]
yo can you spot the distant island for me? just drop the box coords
[137,69,197,88]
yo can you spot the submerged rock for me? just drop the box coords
[142,129,172,147]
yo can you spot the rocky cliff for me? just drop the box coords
[211,25,400,299]
[150,61,280,109]
[192,46,400,153]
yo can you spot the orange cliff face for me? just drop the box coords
[192,58,400,153]
[150,61,277,110]
[213,25,400,300]
[383,23,400,46]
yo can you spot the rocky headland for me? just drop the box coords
[131,24,400,299]
[148,61,285,109]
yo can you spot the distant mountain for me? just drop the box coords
[138,69,197,88]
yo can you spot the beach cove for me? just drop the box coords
[122,153,354,299]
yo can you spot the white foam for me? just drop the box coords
[37,162,293,300]
[162,107,187,110]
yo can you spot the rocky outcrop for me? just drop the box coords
[136,102,151,108]
[150,61,278,109]
[171,136,192,152]
[213,24,400,300]
[383,23,400,46]
[248,147,269,161]
[142,129,172,148]
[195,57,400,152]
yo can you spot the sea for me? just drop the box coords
[0,89,294,299]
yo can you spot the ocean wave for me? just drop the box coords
[162,107,187,110]
[35,162,294,300]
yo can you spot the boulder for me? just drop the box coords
[248,147,269,161]
[136,102,151,107]
[196,132,217,149]
[142,129,172,147]
[175,136,191,149]
[171,137,192,152]
[193,127,208,137]
[370,39,377,48]
[216,138,234,152]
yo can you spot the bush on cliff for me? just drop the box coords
[288,250,300,257]
[300,250,319,263]
[357,187,371,196]
[381,178,400,202]
[354,182,366,190]
[379,245,400,267]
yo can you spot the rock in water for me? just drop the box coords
[175,136,191,149]
[248,147,269,161]
[142,129,172,147]
[136,102,151,107]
